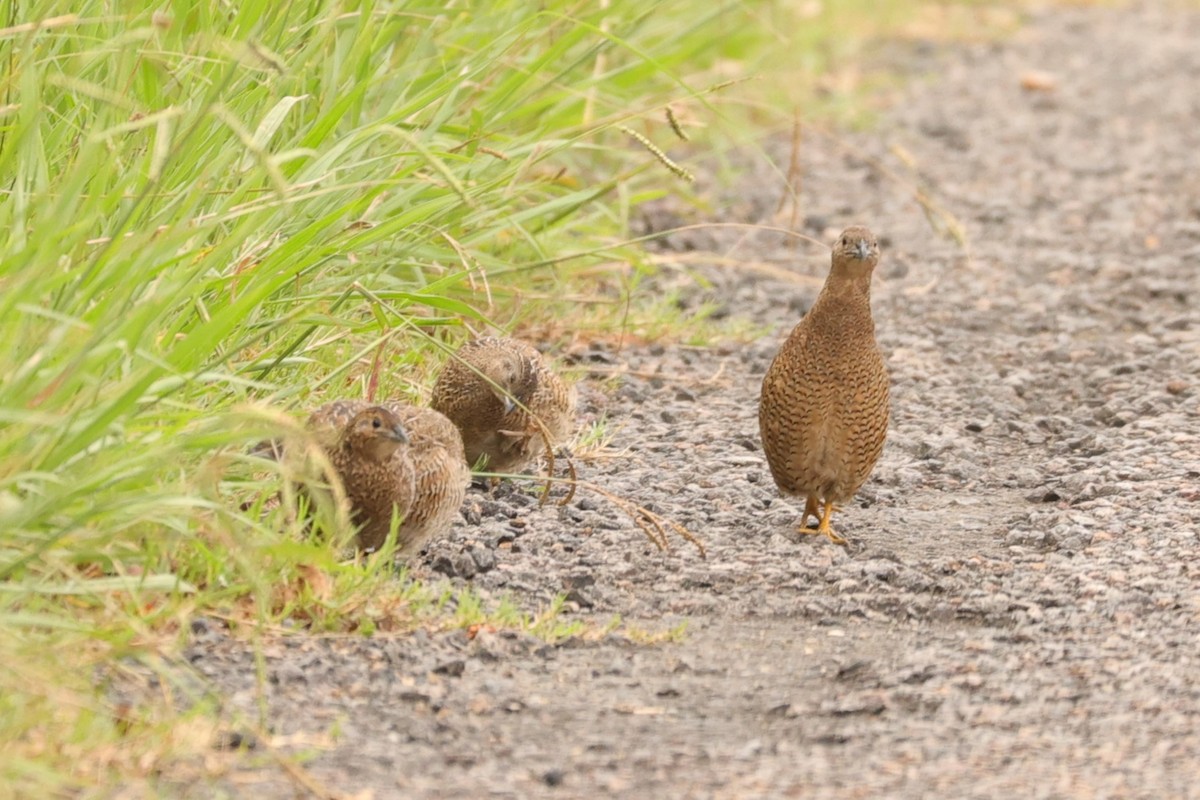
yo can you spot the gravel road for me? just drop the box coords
[182,4,1200,797]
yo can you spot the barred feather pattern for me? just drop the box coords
[431,337,576,475]
[758,226,890,531]
[307,400,468,554]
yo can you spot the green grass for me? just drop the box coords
[0,0,1045,793]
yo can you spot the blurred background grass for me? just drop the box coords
[0,0,1064,792]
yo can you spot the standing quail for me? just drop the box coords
[430,336,576,475]
[758,225,890,545]
[307,400,468,554]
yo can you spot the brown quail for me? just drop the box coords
[307,400,469,554]
[430,337,576,475]
[758,226,890,545]
[306,401,416,552]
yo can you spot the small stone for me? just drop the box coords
[213,729,258,751]
[470,546,496,573]
[1006,529,1056,549]
[433,659,466,678]
[562,572,596,590]
[563,588,594,609]
[737,739,765,759]
[269,663,306,685]
[430,554,457,577]
[835,660,872,681]
[821,691,887,716]
[804,213,828,232]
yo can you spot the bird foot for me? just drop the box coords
[796,524,848,547]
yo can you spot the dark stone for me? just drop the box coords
[433,659,466,678]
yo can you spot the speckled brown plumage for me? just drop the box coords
[306,401,415,552]
[384,403,471,555]
[758,226,890,545]
[307,400,468,554]
[430,336,576,475]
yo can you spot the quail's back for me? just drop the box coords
[758,226,890,545]
[430,336,575,474]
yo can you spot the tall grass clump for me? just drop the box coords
[0,0,779,790]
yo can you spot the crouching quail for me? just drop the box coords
[306,400,468,555]
[430,336,576,475]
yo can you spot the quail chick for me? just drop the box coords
[758,226,890,545]
[307,400,469,554]
[430,336,576,475]
[306,401,416,552]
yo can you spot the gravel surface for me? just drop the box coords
[181,5,1200,797]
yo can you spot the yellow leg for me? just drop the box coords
[800,496,820,529]
[796,497,848,546]
[815,499,848,546]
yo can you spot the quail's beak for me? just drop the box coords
[854,239,872,260]
[388,424,409,445]
[492,387,516,414]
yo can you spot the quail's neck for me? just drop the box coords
[819,271,873,305]
[344,436,389,462]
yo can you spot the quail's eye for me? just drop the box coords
[372,418,382,429]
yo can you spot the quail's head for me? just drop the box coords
[831,226,881,279]
[481,349,537,414]
[343,406,409,461]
